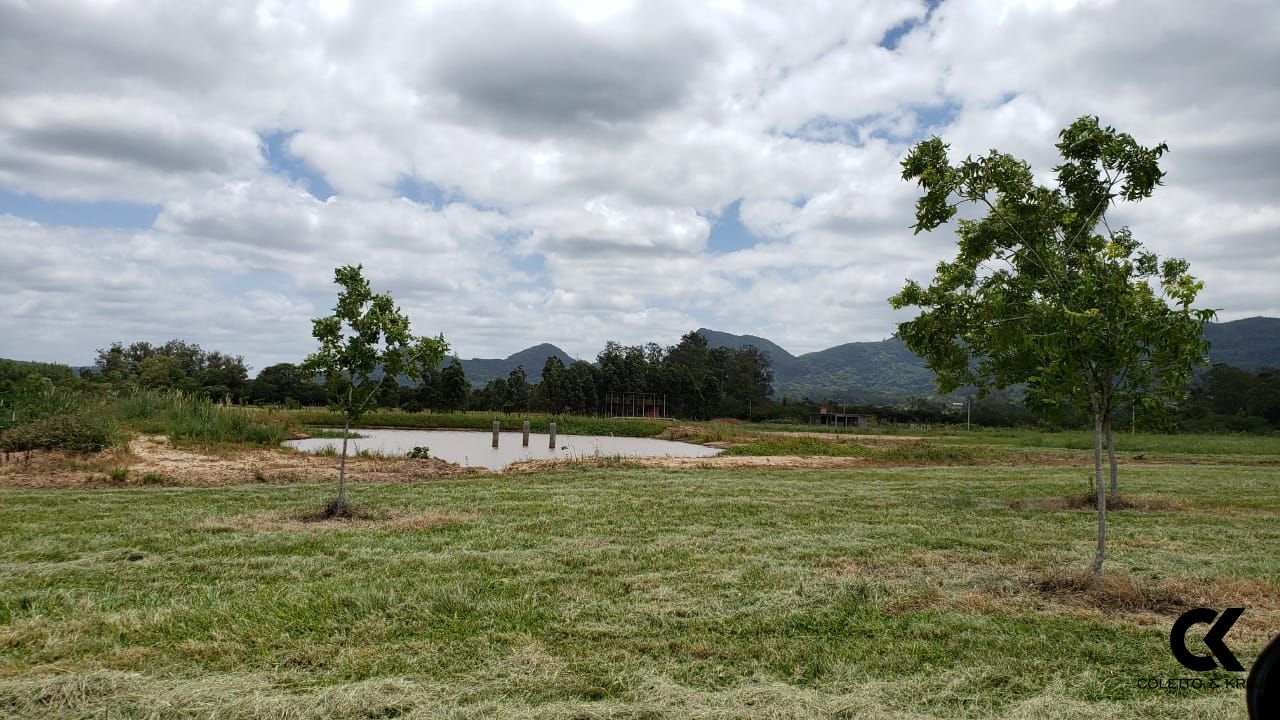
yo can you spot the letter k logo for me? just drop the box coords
[1171,607,1245,672]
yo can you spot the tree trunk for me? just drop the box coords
[337,416,350,506]
[1105,419,1118,503]
[1091,406,1106,576]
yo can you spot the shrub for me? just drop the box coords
[406,446,431,459]
[0,413,115,454]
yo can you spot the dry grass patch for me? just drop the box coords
[1160,575,1280,646]
[1008,492,1189,512]
[202,507,474,533]
[1034,569,1187,614]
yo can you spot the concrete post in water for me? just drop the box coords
[522,420,530,447]
[492,421,500,448]
[548,422,557,449]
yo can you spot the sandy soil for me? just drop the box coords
[0,435,473,488]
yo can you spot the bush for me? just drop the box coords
[0,413,115,454]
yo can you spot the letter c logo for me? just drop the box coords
[1171,607,1244,672]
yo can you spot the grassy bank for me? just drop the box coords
[1,462,1275,718]
[1,390,295,454]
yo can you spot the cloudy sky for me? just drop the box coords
[2,0,1277,370]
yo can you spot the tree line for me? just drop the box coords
[20,330,772,421]
[4,349,1275,431]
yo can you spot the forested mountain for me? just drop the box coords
[1202,317,1280,371]
[446,317,1280,400]
[455,343,574,386]
[697,316,1280,401]
[697,329,934,401]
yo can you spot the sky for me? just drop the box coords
[1,0,1277,371]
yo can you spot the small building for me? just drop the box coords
[809,407,869,428]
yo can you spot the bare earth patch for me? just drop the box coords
[201,507,474,532]
[0,435,474,488]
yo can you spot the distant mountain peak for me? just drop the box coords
[695,328,797,360]
[508,343,570,361]
[457,343,574,386]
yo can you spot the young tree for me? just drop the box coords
[890,116,1212,575]
[301,265,448,516]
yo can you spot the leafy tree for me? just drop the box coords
[301,265,449,515]
[507,366,531,413]
[200,351,250,401]
[438,359,469,412]
[724,344,774,417]
[537,356,566,413]
[250,363,306,405]
[562,360,598,414]
[137,355,184,390]
[1180,364,1280,432]
[479,377,510,413]
[891,116,1212,574]
[94,339,250,400]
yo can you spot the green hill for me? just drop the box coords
[698,316,1280,402]
[1203,316,1280,371]
[457,343,574,386]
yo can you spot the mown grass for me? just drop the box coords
[1,462,1275,718]
[758,422,1280,456]
[280,408,670,438]
[719,435,1004,463]
[941,428,1280,456]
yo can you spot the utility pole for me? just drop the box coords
[966,395,972,431]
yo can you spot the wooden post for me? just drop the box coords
[548,421,557,449]
[492,421,500,448]
[522,420,530,447]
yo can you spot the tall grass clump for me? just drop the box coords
[2,388,295,454]
[113,390,292,446]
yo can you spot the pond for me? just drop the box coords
[284,428,721,470]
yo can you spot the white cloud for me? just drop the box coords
[1,0,1276,367]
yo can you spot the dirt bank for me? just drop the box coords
[0,435,473,488]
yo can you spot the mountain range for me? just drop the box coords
[455,317,1280,401]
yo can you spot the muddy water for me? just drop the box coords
[285,428,721,470]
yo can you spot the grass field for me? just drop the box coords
[757,422,1280,457]
[2,452,1276,718]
